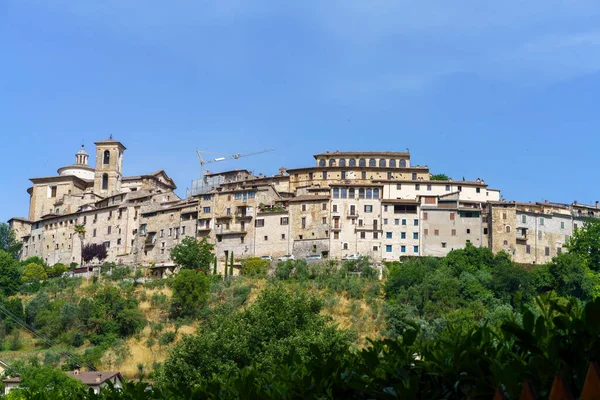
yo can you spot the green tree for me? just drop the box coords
[546,253,596,300]
[22,263,48,283]
[0,223,22,260]
[0,250,22,296]
[170,237,214,273]
[171,269,210,318]
[229,251,234,276]
[430,173,450,181]
[566,218,600,271]
[9,366,86,398]
[240,257,269,276]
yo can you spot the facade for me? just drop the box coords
[8,143,598,270]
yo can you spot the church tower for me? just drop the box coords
[93,137,126,196]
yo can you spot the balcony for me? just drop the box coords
[346,211,358,218]
[216,227,247,236]
[331,223,342,231]
[216,215,233,221]
[144,233,157,248]
[516,228,528,241]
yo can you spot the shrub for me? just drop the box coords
[159,331,176,346]
[240,257,270,276]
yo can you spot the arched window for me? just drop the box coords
[103,150,110,165]
[389,159,396,168]
[503,240,508,246]
[341,188,347,199]
[349,188,355,198]
[319,159,326,167]
[349,159,356,167]
[366,188,372,199]
[339,159,346,167]
[329,159,336,167]
[379,159,386,168]
[399,160,407,168]
[343,243,349,250]
[359,158,366,167]
[101,173,109,190]
[358,188,365,199]
[333,188,340,198]
[373,188,380,199]
[505,226,511,233]
[369,158,376,167]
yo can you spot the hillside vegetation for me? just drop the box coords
[0,219,599,398]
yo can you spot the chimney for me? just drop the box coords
[574,200,578,205]
[544,199,548,204]
[96,374,102,383]
[74,367,80,375]
[596,201,599,209]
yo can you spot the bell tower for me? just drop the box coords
[93,136,126,196]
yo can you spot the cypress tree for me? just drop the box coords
[229,251,234,276]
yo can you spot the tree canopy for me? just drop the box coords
[0,250,23,296]
[81,243,107,264]
[22,263,48,283]
[430,173,450,181]
[170,237,214,273]
[170,269,210,318]
[0,223,22,260]
[566,218,600,271]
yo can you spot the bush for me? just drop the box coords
[159,331,176,346]
[170,270,210,318]
[240,257,269,276]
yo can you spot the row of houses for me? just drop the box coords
[8,139,598,273]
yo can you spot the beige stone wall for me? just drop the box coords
[289,199,330,258]
[422,208,484,257]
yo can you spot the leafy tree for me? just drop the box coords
[545,253,596,300]
[22,256,45,268]
[0,250,22,296]
[22,263,48,283]
[170,237,214,273]
[9,366,86,398]
[47,263,68,278]
[430,173,450,181]
[0,223,22,260]
[566,218,600,271]
[81,243,107,264]
[170,270,210,318]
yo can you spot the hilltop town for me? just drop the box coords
[8,137,598,270]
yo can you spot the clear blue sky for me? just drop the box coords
[2,1,599,222]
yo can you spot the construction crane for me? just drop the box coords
[189,148,275,197]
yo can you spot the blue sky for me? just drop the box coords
[1,0,599,222]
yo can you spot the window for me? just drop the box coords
[361,171,367,179]
[466,228,471,234]
[423,212,428,221]
[540,217,544,226]
[413,232,418,239]
[445,185,450,191]
[451,229,456,236]
[414,246,419,253]
[182,226,186,235]
[341,171,346,180]
[413,219,418,226]
[93,229,97,237]
[333,232,339,239]
[322,171,327,180]
[102,173,109,190]
[373,188,379,198]
[424,229,428,235]
[560,221,565,229]
[503,240,508,246]
[280,217,288,225]
[364,205,373,213]
[522,215,526,223]
[322,217,327,224]
[401,232,406,239]
[387,172,393,180]
[359,188,365,198]
[203,207,211,213]
[359,158,366,167]
[415,183,420,191]
[264,236,268,241]
[319,159,326,167]
[526,245,531,254]
[339,159,346,167]
[383,218,388,225]
[442,242,447,248]
[476,187,481,193]
[366,188,372,199]
[50,186,57,198]
[104,241,110,248]
[538,230,542,240]
[557,247,562,254]
[411,172,417,180]
[103,150,110,164]
[401,245,406,253]
[389,159,396,168]
[322,203,327,211]
[226,207,231,215]
[302,204,307,211]
[386,232,392,239]
[458,185,462,192]
[369,158,376,167]
[255,219,265,227]
[386,245,392,252]
[484,228,488,234]
[434,229,439,236]
[332,188,340,199]
[545,246,550,256]
[402,219,407,225]
[308,172,313,180]
[107,226,112,234]
[349,188,355,198]
[394,219,399,225]
[373,232,378,239]
[301,217,306,228]
[396,183,402,190]
[427,184,432,191]
[450,212,456,221]
[329,159,336,167]
[505,226,511,233]
[360,232,366,239]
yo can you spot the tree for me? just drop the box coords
[0,223,22,260]
[13,366,86,397]
[170,237,214,273]
[430,173,450,181]
[73,224,86,267]
[566,218,600,271]
[240,257,270,276]
[22,263,48,283]
[81,243,107,264]
[0,250,22,296]
[170,269,210,318]
[229,251,234,276]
